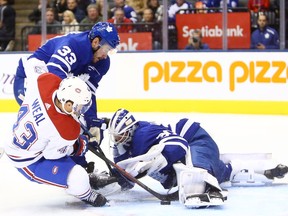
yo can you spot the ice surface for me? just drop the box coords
[1,112,288,216]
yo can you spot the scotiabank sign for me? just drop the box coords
[176,12,251,49]
[28,32,152,51]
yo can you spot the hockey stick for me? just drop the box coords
[80,123,178,202]
[79,121,114,174]
[87,144,179,202]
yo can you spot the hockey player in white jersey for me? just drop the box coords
[107,109,288,208]
[5,66,116,207]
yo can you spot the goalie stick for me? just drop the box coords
[80,123,179,202]
[88,144,179,202]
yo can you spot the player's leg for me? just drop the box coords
[229,159,288,186]
[17,157,107,207]
[189,127,232,184]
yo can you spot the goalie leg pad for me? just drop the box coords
[173,163,206,204]
[231,168,274,186]
[173,163,226,208]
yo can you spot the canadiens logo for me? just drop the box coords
[52,166,59,174]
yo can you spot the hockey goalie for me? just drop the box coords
[107,109,288,209]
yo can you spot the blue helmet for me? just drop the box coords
[88,22,120,49]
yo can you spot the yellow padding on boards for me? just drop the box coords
[98,100,288,115]
[1,99,288,115]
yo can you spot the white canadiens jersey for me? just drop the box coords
[5,72,80,168]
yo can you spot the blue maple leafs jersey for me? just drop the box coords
[113,119,231,188]
[114,120,190,188]
[28,31,110,126]
[31,31,94,78]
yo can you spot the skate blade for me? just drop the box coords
[185,199,224,208]
[184,195,224,209]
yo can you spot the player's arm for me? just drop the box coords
[84,58,111,145]
[117,134,188,179]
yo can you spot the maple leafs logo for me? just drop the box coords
[106,26,113,32]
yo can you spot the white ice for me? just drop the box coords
[1,112,288,216]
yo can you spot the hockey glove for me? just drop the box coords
[72,135,89,156]
[111,168,135,191]
[124,160,152,177]
[89,118,110,145]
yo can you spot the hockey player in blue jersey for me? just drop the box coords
[108,109,288,208]
[13,22,120,171]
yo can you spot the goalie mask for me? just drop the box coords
[108,108,138,145]
[56,76,92,120]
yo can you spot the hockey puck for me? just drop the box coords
[160,200,171,205]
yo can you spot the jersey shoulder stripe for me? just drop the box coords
[37,73,80,140]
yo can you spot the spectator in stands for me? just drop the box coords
[108,7,134,33]
[250,13,279,49]
[126,0,146,21]
[30,8,62,34]
[110,0,138,23]
[61,10,79,34]
[95,0,112,18]
[77,0,95,13]
[57,0,86,22]
[195,1,208,13]
[248,0,270,13]
[168,0,193,24]
[197,0,220,12]
[0,0,15,51]
[146,0,163,22]
[136,8,161,49]
[28,0,58,24]
[220,0,238,12]
[184,29,209,50]
[66,0,86,22]
[79,4,102,31]
[56,0,66,13]
[28,0,51,24]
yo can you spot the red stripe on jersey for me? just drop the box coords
[37,73,80,140]
[22,167,67,188]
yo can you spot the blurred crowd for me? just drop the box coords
[0,0,287,51]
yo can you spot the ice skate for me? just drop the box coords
[82,189,107,207]
[89,171,118,190]
[264,164,288,179]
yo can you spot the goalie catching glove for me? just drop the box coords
[88,118,110,145]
